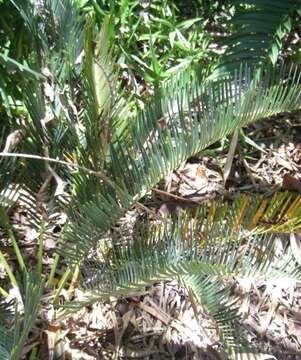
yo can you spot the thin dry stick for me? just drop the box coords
[136,301,170,325]
[135,201,160,219]
[151,187,201,205]
[0,152,113,186]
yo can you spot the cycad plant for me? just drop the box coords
[0,0,301,358]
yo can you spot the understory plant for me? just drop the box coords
[0,0,301,359]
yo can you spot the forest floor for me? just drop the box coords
[2,111,300,359]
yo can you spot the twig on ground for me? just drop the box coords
[151,187,202,205]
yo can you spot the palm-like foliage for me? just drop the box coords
[215,0,301,75]
[0,271,44,360]
[73,193,301,356]
[1,1,301,358]
[80,192,301,298]
[63,63,301,263]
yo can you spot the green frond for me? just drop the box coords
[9,0,83,82]
[113,64,301,200]
[0,271,44,360]
[0,324,14,360]
[63,64,301,263]
[0,53,44,80]
[182,274,250,356]
[215,0,301,75]
[43,0,83,66]
[80,201,300,298]
[9,0,39,40]
[73,194,300,357]
[4,4,301,269]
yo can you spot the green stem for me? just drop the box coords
[67,264,80,298]
[0,207,26,273]
[47,224,67,288]
[0,286,9,297]
[47,253,60,288]
[0,250,18,287]
[29,347,38,360]
[38,220,46,274]
[9,228,26,273]
[53,268,71,305]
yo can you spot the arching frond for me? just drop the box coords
[80,193,301,296]
[9,0,83,80]
[215,0,301,75]
[63,64,301,263]
[71,194,300,357]
[182,273,249,356]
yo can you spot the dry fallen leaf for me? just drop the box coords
[275,155,294,171]
[282,174,301,193]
